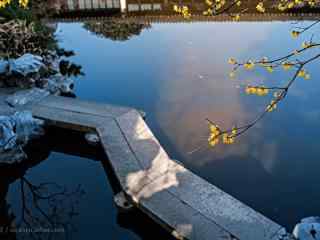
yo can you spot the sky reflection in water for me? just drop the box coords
[56,21,320,229]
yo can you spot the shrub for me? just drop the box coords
[0,20,56,59]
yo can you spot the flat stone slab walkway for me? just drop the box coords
[0,92,285,240]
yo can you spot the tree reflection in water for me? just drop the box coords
[0,130,85,240]
[18,177,84,240]
[0,127,175,240]
[83,20,151,41]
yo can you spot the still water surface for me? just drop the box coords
[6,128,174,239]
[6,18,320,239]
[57,20,320,227]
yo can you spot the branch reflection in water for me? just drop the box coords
[0,131,85,240]
[0,127,175,240]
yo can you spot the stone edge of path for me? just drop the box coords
[1,93,286,240]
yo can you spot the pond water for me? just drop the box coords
[4,128,174,240]
[4,3,320,239]
[55,19,320,231]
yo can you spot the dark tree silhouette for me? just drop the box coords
[84,20,151,41]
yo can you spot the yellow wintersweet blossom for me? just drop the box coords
[302,41,311,48]
[19,0,28,8]
[265,65,274,73]
[222,133,235,144]
[308,0,316,7]
[287,2,295,8]
[0,0,28,8]
[0,0,11,8]
[208,123,238,147]
[208,124,221,147]
[277,3,287,11]
[257,87,269,96]
[229,71,236,78]
[282,62,293,71]
[244,60,255,70]
[266,100,277,112]
[245,86,256,94]
[173,5,191,18]
[209,124,220,139]
[181,6,191,18]
[203,8,213,16]
[291,31,300,38]
[205,0,213,6]
[304,73,311,80]
[232,14,240,21]
[275,0,316,10]
[209,137,219,147]
[215,2,222,10]
[256,2,265,13]
[245,86,269,96]
[298,69,307,78]
[228,57,237,65]
[209,123,220,134]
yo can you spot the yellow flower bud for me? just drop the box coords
[256,2,265,12]
[291,31,300,38]
[228,58,237,65]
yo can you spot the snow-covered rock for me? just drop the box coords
[275,227,295,240]
[45,74,74,94]
[7,54,43,76]
[293,217,320,240]
[85,132,100,146]
[0,111,44,164]
[5,88,50,107]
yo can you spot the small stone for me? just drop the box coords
[45,74,74,95]
[275,228,294,240]
[138,110,146,119]
[114,192,134,212]
[59,78,74,94]
[84,132,100,146]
